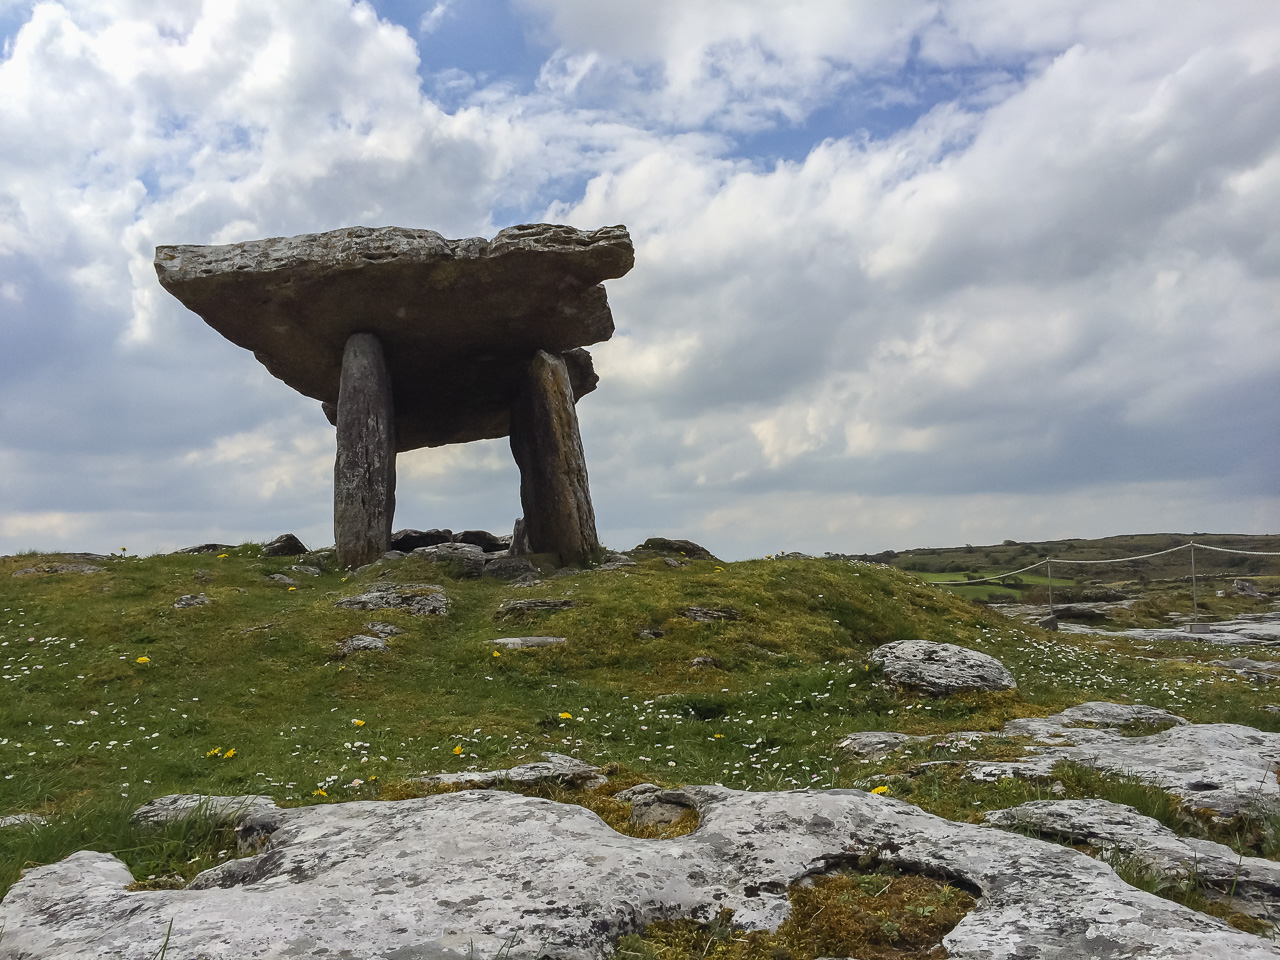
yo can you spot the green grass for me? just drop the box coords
[3,543,1280,944]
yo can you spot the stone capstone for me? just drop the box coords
[334,584,450,616]
[4,786,1277,959]
[984,798,1280,921]
[870,639,1017,696]
[155,223,632,451]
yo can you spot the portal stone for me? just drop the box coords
[510,350,599,566]
[334,333,395,569]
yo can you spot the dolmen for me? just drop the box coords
[155,223,634,569]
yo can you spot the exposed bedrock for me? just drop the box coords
[2,787,1276,959]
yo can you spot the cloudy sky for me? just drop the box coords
[0,0,1276,560]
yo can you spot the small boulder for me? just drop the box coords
[12,562,104,578]
[335,584,450,616]
[636,537,716,560]
[175,543,234,555]
[839,731,926,759]
[173,593,211,609]
[870,639,1016,696]
[267,573,297,586]
[262,534,308,557]
[495,598,575,618]
[597,552,637,571]
[290,565,322,577]
[391,529,453,551]
[131,794,278,828]
[485,556,537,580]
[691,656,722,669]
[415,752,604,790]
[338,635,390,655]
[491,636,567,649]
[637,628,665,639]
[454,529,507,552]
[365,622,402,637]
[679,606,740,622]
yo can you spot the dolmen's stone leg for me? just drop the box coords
[334,332,396,569]
[509,350,600,566]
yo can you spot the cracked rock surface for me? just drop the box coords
[333,583,450,616]
[985,798,1280,920]
[871,638,1017,695]
[3,786,1278,959]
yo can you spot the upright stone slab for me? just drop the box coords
[334,333,395,569]
[510,351,599,566]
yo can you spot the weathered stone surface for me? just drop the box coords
[390,528,453,551]
[679,606,740,622]
[266,573,297,586]
[336,635,389,655]
[5,786,1277,959]
[130,794,279,828]
[491,636,567,649]
[172,593,210,609]
[485,556,538,580]
[413,540,486,577]
[0,813,45,829]
[985,798,1280,920]
[261,533,308,556]
[334,583,449,616]
[628,788,697,826]
[175,542,235,554]
[414,752,603,789]
[871,639,1017,696]
[510,350,600,566]
[155,224,632,451]
[691,656,723,669]
[289,564,321,577]
[495,597,575,618]
[11,562,104,577]
[334,332,396,569]
[364,621,402,638]
[597,552,637,571]
[1211,657,1280,682]
[455,529,508,552]
[635,537,716,559]
[839,731,928,759]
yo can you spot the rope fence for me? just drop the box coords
[929,540,1280,625]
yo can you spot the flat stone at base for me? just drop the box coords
[131,794,278,828]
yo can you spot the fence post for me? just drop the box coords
[1191,543,1198,623]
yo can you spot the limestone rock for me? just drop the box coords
[155,223,632,451]
[0,813,45,829]
[364,622,402,638]
[266,573,297,586]
[11,562,104,577]
[491,636,567,649]
[175,543,234,554]
[662,556,687,567]
[334,584,450,616]
[870,639,1016,696]
[485,556,538,580]
[337,635,389,655]
[985,798,1280,920]
[5,787,1278,959]
[495,598,575,618]
[415,541,486,577]
[839,731,928,759]
[597,552,637,570]
[1235,579,1267,598]
[172,593,210,609]
[261,533,308,556]
[628,788,697,826]
[391,528,453,551]
[691,656,723,669]
[1211,658,1280,682]
[130,794,279,828]
[414,752,603,789]
[289,564,321,577]
[455,529,507,552]
[680,606,740,622]
[636,537,716,559]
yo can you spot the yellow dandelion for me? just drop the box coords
[559,712,572,719]
[217,553,229,559]
[871,785,890,796]
[452,745,464,755]
[135,656,150,664]
[313,788,327,797]
[714,734,724,739]
[223,748,236,759]
[492,651,501,657]
[352,719,365,727]
[288,586,297,592]
[206,747,222,757]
